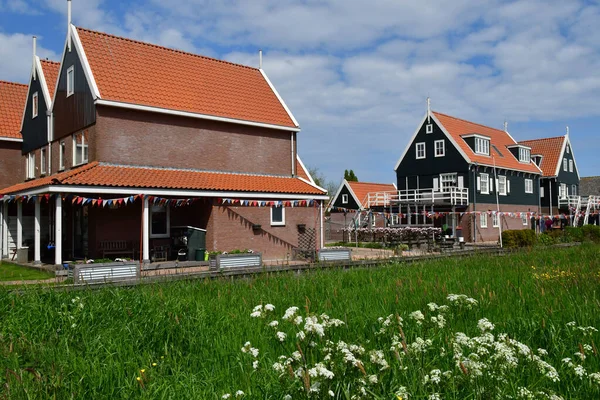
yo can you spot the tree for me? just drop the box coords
[344,169,358,182]
[308,166,338,200]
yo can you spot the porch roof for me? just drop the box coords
[0,162,328,197]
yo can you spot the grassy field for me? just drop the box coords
[1,245,600,399]
[0,262,54,282]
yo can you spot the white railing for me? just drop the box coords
[366,188,469,207]
[558,195,580,208]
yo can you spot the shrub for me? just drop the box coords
[502,229,537,248]
[581,225,600,243]
[537,233,556,246]
[564,227,584,243]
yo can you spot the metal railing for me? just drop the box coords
[366,188,469,207]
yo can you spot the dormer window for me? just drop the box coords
[32,92,38,119]
[67,65,75,97]
[426,124,433,134]
[475,137,490,155]
[518,147,530,163]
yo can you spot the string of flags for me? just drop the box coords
[218,198,318,208]
[349,209,600,221]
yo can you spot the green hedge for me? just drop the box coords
[502,229,537,248]
[536,225,600,246]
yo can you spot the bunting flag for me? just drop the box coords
[344,209,600,221]
[219,198,318,208]
[327,206,359,213]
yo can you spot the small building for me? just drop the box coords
[0,18,327,265]
[0,80,28,189]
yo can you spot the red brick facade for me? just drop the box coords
[0,141,24,189]
[460,203,537,243]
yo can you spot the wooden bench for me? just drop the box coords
[99,240,135,259]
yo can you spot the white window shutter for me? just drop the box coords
[507,179,511,193]
[457,176,464,189]
[540,187,545,197]
[476,176,481,191]
[490,179,494,192]
[433,178,439,191]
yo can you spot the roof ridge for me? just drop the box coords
[40,59,61,65]
[519,136,566,143]
[75,25,259,72]
[0,80,28,87]
[433,111,506,134]
[349,181,394,186]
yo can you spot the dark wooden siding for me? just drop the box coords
[396,119,470,191]
[53,44,96,140]
[474,168,539,206]
[332,183,360,210]
[22,74,49,154]
[556,142,579,189]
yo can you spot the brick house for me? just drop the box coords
[0,80,28,189]
[390,105,542,242]
[0,19,327,265]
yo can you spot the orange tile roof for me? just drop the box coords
[40,59,60,99]
[0,80,28,139]
[76,27,296,129]
[518,136,566,177]
[348,181,396,207]
[433,112,541,174]
[0,162,326,196]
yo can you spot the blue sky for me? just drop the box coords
[1,0,599,186]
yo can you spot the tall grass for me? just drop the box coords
[1,245,599,399]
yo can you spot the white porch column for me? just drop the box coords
[55,195,62,266]
[34,197,41,264]
[0,202,3,259]
[142,196,150,262]
[17,200,23,249]
[2,202,8,258]
[319,200,324,249]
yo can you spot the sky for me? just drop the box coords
[1,0,599,186]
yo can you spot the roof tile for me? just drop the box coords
[0,80,28,139]
[40,59,60,99]
[348,181,396,207]
[518,136,566,177]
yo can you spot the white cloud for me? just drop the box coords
[0,32,59,83]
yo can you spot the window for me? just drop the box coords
[498,176,507,196]
[440,173,457,191]
[569,159,573,173]
[572,185,577,196]
[480,173,489,194]
[563,158,567,172]
[26,152,35,179]
[73,131,89,166]
[492,212,499,227]
[525,178,533,194]
[32,91,38,119]
[434,140,445,157]
[480,213,488,228]
[40,148,46,175]
[559,183,567,199]
[475,137,490,155]
[59,141,66,170]
[522,214,528,226]
[271,206,285,226]
[371,215,376,227]
[540,186,545,198]
[519,147,530,163]
[426,124,433,134]
[341,194,349,204]
[566,145,570,154]
[150,205,170,238]
[415,142,426,159]
[67,65,75,97]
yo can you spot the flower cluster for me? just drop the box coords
[342,227,441,243]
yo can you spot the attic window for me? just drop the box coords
[342,194,349,204]
[566,145,570,154]
[518,147,531,163]
[32,92,38,119]
[475,137,490,155]
[67,65,75,97]
[426,124,433,134]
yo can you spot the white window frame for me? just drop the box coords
[426,124,433,134]
[26,152,35,179]
[480,173,489,194]
[59,140,66,171]
[73,131,89,166]
[40,148,46,175]
[566,145,570,154]
[371,214,376,227]
[519,147,530,163]
[271,206,286,226]
[341,194,349,204]
[569,159,573,173]
[480,213,488,228]
[415,142,426,159]
[525,178,533,194]
[67,65,75,97]
[475,138,490,155]
[440,173,457,192]
[540,186,545,198]
[559,183,567,199]
[563,158,567,172]
[492,212,499,228]
[498,176,507,196]
[522,214,528,226]
[434,140,445,157]
[572,184,577,196]
[32,91,38,119]
[150,205,170,238]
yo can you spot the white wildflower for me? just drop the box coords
[428,394,441,400]
[268,320,279,328]
[296,331,306,340]
[292,351,302,361]
[235,390,245,397]
[249,347,259,358]
[276,331,287,342]
[574,364,587,378]
[241,342,251,353]
[308,363,334,379]
[283,396,292,400]
[409,310,425,325]
[264,304,275,312]
[294,316,304,326]
[250,311,262,318]
[222,394,231,399]
[589,372,600,385]
[283,306,299,321]
[537,348,548,356]
[427,302,439,311]
[477,318,495,332]
[328,390,335,397]
[252,360,259,370]
[304,316,325,337]
[368,374,378,384]
[431,314,446,328]
[369,350,389,370]
[273,362,285,373]
[395,387,409,399]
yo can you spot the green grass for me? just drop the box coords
[0,262,54,282]
[1,245,600,398]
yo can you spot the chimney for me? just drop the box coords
[259,49,263,69]
[32,36,37,80]
[426,97,431,123]
[67,0,72,51]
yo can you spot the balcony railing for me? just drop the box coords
[558,195,580,208]
[366,188,469,208]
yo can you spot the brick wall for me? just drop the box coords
[0,142,24,189]
[93,106,295,176]
[462,203,538,243]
